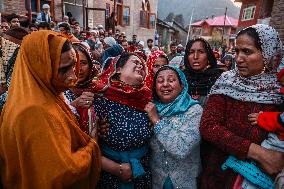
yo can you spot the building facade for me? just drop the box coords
[235,0,283,42]
[1,0,63,23]
[236,0,274,28]
[64,0,159,42]
[1,0,158,42]
[156,19,188,50]
[104,0,158,42]
[191,15,238,47]
[156,19,177,50]
[270,0,284,42]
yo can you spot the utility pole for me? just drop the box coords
[26,0,32,23]
[114,0,117,17]
[82,0,86,29]
[113,0,117,31]
[221,6,228,46]
[186,7,195,44]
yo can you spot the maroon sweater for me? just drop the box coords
[199,94,279,189]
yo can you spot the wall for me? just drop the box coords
[156,24,172,48]
[64,4,84,26]
[2,0,26,15]
[54,1,63,22]
[172,23,187,46]
[116,0,158,43]
[89,0,106,28]
[1,0,63,22]
[89,0,158,42]
[270,0,284,42]
[238,0,262,28]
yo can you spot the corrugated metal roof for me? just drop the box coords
[191,16,238,27]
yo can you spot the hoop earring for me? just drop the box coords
[260,66,266,75]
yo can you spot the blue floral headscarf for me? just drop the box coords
[153,65,198,117]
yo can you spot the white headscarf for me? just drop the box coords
[103,37,117,47]
[210,24,284,104]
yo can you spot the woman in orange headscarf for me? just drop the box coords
[0,31,101,189]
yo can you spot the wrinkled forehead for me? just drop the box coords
[129,55,143,63]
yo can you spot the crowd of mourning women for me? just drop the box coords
[1,5,284,189]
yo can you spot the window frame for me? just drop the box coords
[122,5,130,26]
[148,13,156,29]
[241,5,256,21]
[106,3,110,18]
[116,4,123,26]
[139,10,148,28]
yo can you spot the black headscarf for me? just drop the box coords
[183,38,223,96]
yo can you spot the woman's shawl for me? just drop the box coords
[210,24,284,105]
[0,31,101,189]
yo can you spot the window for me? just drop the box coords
[114,1,129,27]
[106,3,110,18]
[140,11,148,28]
[63,0,82,6]
[0,0,3,12]
[193,28,202,36]
[117,4,123,25]
[75,0,83,6]
[149,13,156,29]
[242,5,256,21]
[25,0,51,13]
[139,1,155,29]
[122,6,130,26]
[64,0,75,3]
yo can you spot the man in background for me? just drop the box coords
[36,4,52,24]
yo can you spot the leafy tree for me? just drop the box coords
[174,14,185,26]
[165,12,175,22]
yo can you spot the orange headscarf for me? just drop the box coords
[61,32,80,43]
[0,31,101,189]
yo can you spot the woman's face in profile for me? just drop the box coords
[77,50,90,83]
[52,48,77,92]
[235,34,264,78]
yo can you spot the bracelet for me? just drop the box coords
[154,119,160,125]
[119,164,123,175]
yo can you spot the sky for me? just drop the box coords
[231,0,242,7]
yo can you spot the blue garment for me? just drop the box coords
[94,97,152,189]
[279,112,284,127]
[222,156,274,189]
[101,144,148,189]
[86,39,96,51]
[150,104,202,189]
[154,65,198,117]
[63,89,80,120]
[101,44,124,68]
[278,57,284,72]
[36,12,51,23]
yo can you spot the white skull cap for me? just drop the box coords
[42,4,50,9]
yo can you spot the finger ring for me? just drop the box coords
[128,179,132,182]
[87,100,90,104]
